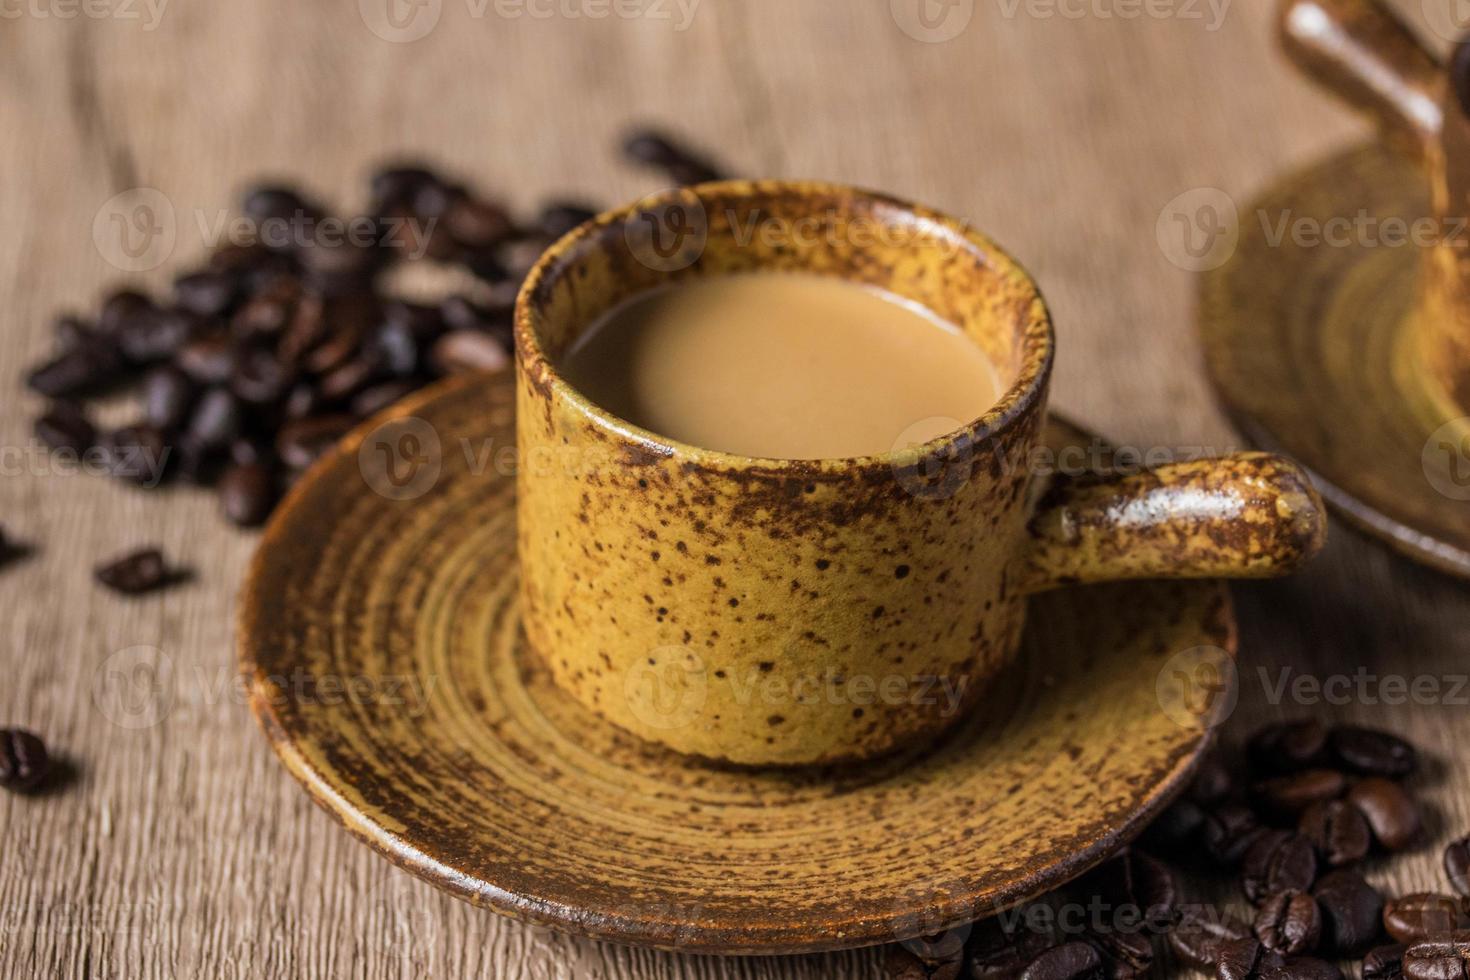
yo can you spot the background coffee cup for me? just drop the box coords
[514,181,1327,766]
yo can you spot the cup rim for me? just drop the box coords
[513,179,1055,474]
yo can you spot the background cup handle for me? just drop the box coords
[1277,0,1444,162]
[1012,452,1327,594]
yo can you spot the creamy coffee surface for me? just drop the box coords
[558,273,1001,459]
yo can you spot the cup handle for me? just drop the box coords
[1011,453,1327,595]
[1277,0,1444,162]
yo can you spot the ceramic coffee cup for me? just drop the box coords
[514,181,1326,766]
[1279,0,1470,416]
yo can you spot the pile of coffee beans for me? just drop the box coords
[18,128,723,542]
[884,720,1468,979]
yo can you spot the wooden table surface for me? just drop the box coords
[4,1,1470,976]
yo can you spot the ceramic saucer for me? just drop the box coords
[239,371,1235,955]
[1200,142,1470,578]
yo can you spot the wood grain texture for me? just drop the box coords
[2,1,1468,977]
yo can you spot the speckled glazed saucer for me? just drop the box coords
[1201,143,1470,578]
[239,371,1236,955]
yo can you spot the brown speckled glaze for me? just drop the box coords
[239,372,1238,954]
[516,181,1325,765]
[1200,0,1470,578]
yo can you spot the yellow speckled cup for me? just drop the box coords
[514,181,1327,766]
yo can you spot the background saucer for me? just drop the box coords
[1201,142,1470,578]
[239,372,1235,955]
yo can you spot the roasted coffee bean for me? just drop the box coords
[53,314,95,351]
[218,461,276,527]
[317,350,382,402]
[1453,39,1470,123]
[208,241,274,274]
[176,332,238,385]
[1385,894,1470,944]
[1076,849,1179,929]
[1171,909,1253,968]
[1312,869,1384,955]
[1348,777,1422,851]
[1365,943,1409,979]
[34,401,96,453]
[276,414,356,470]
[883,945,930,979]
[1203,803,1266,866]
[277,293,327,367]
[1217,936,1284,980]
[97,287,153,335]
[1330,726,1417,779]
[0,729,49,793]
[1249,720,1329,775]
[117,306,195,363]
[232,278,300,339]
[440,294,511,335]
[142,365,198,431]
[174,270,238,318]
[1141,799,1205,853]
[536,201,598,241]
[187,388,243,451]
[1404,936,1470,980]
[1084,929,1152,979]
[25,344,126,398]
[373,318,422,378]
[1189,753,1237,806]
[99,424,170,485]
[1447,838,1470,898]
[1254,891,1322,956]
[1253,770,1347,819]
[243,184,320,229]
[1299,799,1371,867]
[1243,832,1318,904]
[1019,941,1103,980]
[230,347,294,406]
[969,919,1056,980]
[351,380,416,418]
[370,165,442,215]
[282,382,321,421]
[445,195,515,250]
[1260,957,1343,980]
[171,434,223,486]
[297,239,381,297]
[621,128,723,183]
[95,547,172,594]
[430,330,510,375]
